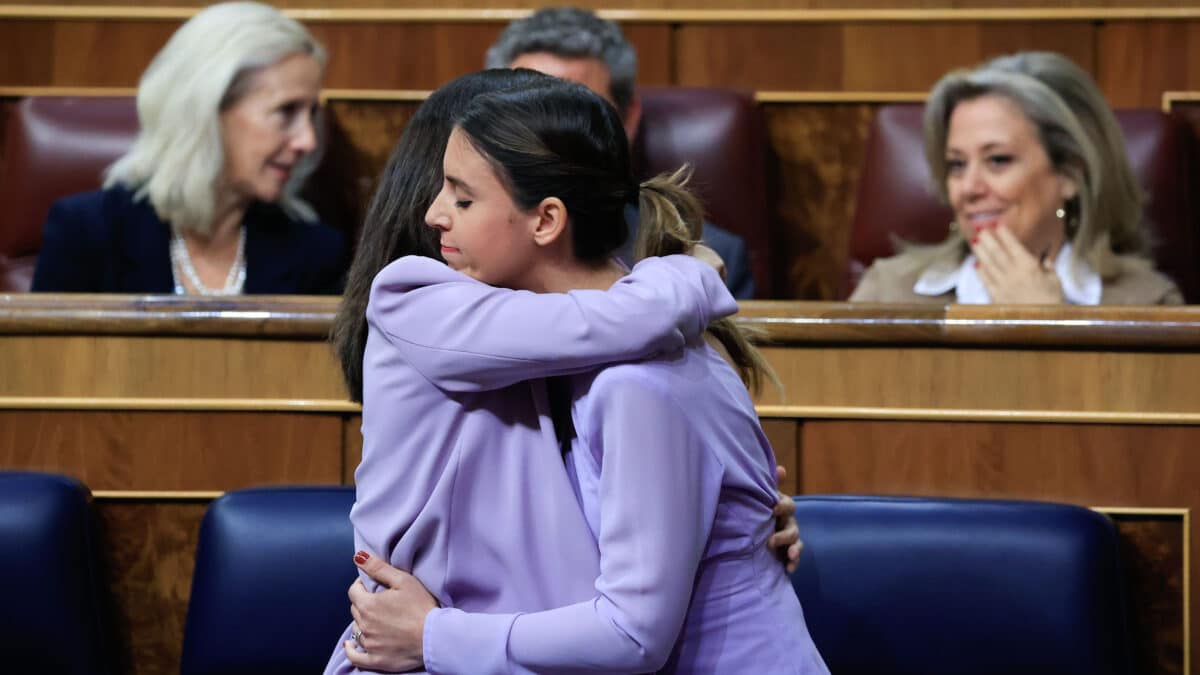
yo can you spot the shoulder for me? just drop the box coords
[701,221,747,255]
[1102,255,1185,305]
[851,250,948,302]
[586,361,681,415]
[250,203,345,251]
[45,186,151,237]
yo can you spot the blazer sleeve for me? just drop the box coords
[368,255,737,392]
[422,372,720,674]
[31,196,103,292]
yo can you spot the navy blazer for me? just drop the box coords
[621,204,755,299]
[31,186,348,295]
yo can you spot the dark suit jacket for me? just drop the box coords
[621,204,755,299]
[31,186,348,294]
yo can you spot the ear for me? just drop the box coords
[531,197,569,248]
[622,94,643,145]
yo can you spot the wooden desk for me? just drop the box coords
[2,295,1196,674]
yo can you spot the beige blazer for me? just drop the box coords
[850,250,1184,305]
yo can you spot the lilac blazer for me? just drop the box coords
[421,341,830,674]
[323,255,735,674]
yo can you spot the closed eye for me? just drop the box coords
[454,200,472,209]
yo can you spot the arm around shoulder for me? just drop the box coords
[369,255,736,392]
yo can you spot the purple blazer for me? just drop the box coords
[324,255,735,674]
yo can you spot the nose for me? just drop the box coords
[292,113,318,155]
[425,189,450,230]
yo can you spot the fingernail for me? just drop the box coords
[970,235,978,245]
[973,260,980,269]
[354,551,370,565]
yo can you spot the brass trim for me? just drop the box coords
[93,490,223,500]
[755,91,925,103]
[0,397,360,412]
[4,6,1200,23]
[1163,91,1200,113]
[2,86,922,105]
[754,405,1200,425]
[322,88,432,102]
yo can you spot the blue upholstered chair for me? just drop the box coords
[790,495,1134,675]
[0,471,114,674]
[180,486,357,675]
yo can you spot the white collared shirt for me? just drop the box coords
[913,241,1102,304]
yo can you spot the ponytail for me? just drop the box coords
[634,166,779,395]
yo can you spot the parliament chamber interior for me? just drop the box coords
[2,1,1200,673]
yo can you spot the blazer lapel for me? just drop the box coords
[117,194,174,293]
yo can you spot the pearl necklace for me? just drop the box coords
[170,228,247,295]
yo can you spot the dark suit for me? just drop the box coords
[31,186,348,294]
[621,204,754,299]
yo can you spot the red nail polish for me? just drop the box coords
[973,260,980,269]
[354,551,370,564]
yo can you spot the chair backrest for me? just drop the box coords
[180,486,357,675]
[847,103,1200,302]
[0,471,115,674]
[633,87,775,297]
[0,97,139,291]
[789,495,1134,675]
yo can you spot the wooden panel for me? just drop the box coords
[97,500,208,675]
[0,21,54,86]
[761,418,799,493]
[0,411,343,489]
[764,102,874,299]
[1098,21,1200,107]
[343,413,362,484]
[314,22,504,90]
[846,21,1095,90]
[1116,515,1188,675]
[800,420,1192,675]
[676,24,843,89]
[49,20,176,87]
[756,345,1200,413]
[0,335,345,399]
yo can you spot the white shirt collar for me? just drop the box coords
[913,241,1102,305]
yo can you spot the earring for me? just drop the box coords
[1055,207,1066,219]
[948,220,958,233]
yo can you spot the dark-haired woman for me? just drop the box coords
[339,79,827,673]
[323,69,803,675]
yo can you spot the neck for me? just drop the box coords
[189,193,249,248]
[520,256,625,294]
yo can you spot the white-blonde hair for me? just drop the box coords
[105,1,327,235]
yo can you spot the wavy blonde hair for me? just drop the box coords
[922,51,1147,275]
[105,1,326,235]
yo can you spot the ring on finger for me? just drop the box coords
[351,627,365,646]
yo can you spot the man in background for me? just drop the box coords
[487,6,756,298]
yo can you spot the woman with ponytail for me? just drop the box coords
[340,78,827,674]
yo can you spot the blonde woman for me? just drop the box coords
[852,52,1182,305]
[32,2,346,294]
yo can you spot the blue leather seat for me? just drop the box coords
[180,486,357,675]
[0,471,114,674]
[791,495,1134,675]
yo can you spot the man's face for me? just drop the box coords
[509,52,640,141]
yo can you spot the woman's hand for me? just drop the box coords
[690,243,727,281]
[768,465,803,573]
[342,551,438,673]
[972,226,1064,304]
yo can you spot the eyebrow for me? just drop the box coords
[445,174,475,196]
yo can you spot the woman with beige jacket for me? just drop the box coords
[851,52,1182,306]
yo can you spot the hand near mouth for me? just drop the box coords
[971,225,1064,304]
